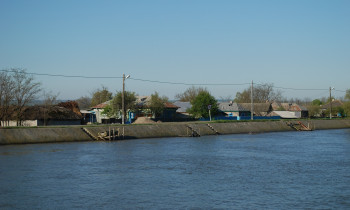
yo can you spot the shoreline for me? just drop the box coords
[1,119,350,145]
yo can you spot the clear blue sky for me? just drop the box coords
[1,0,349,101]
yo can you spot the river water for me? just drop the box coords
[1,129,350,209]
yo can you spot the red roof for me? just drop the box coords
[92,102,109,109]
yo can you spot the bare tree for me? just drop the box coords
[219,95,233,102]
[42,91,59,126]
[11,69,41,126]
[0,71,15,126]
[76,96,92,110]
[234,83,282,103]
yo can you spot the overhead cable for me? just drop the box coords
[0,69,347,92]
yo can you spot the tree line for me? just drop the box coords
[75,83,350,119]
[77,86,170,120]
[2,68,349,124]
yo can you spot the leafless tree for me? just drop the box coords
[0,71,15,126]
[42,91,59,126]
[76,96,92,110]
[234,83,282,103]
[11,69,42,126]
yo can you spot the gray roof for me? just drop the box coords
[218,102,247,112]
[135,96,151,106]
[173,101,192,113]
[239,103,271,112]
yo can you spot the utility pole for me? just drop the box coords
[329,87,333,119]
[122,74,125,124]
[251,80,254,120]
[122,74,130,124]
[208,104,212,121]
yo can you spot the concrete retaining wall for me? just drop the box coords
[0,127,91,145]
[1,119,350,145]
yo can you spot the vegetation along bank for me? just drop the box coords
[1,119,350,145]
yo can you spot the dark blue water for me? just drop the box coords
[1,129,350,209]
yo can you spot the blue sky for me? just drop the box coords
[1,0,349,100]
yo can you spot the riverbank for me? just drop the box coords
[1,119,350,145]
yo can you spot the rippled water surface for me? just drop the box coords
[1,129,350,209]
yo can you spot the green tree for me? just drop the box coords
[101,104,114,117]
[345,89,350,101]
[189,91,218,118]
[343,102,350,117]
[234,83,282,103]
[307,104,321,118]
[312,99,323,106]
[42,91,59,126]
[110,91,137,118]
[175,86,208,102]
[149,92,168,118]
[90,86,112,107]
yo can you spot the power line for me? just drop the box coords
[0,69,123,79]
[1,69,347,92]
[0,69,250,86]
[129,77,250,86]
[255,82,328,91]
[334,89,346,93]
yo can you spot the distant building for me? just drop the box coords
[321,100,344,117]
[239,103,273,116]
[271,102,308,118]
[173,101,192,119]
[1,105,82,127]
[321,100,343,110]
[91,96,180,123]
[91,100,113,124]
[80,110,97,124]
[133,96,179,121]
[218,102,250,117]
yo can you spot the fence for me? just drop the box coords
[199,116,281,121]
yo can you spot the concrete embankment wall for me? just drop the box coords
[1,119,350,145]
[306,119,350,130]
[0,127,91,145]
